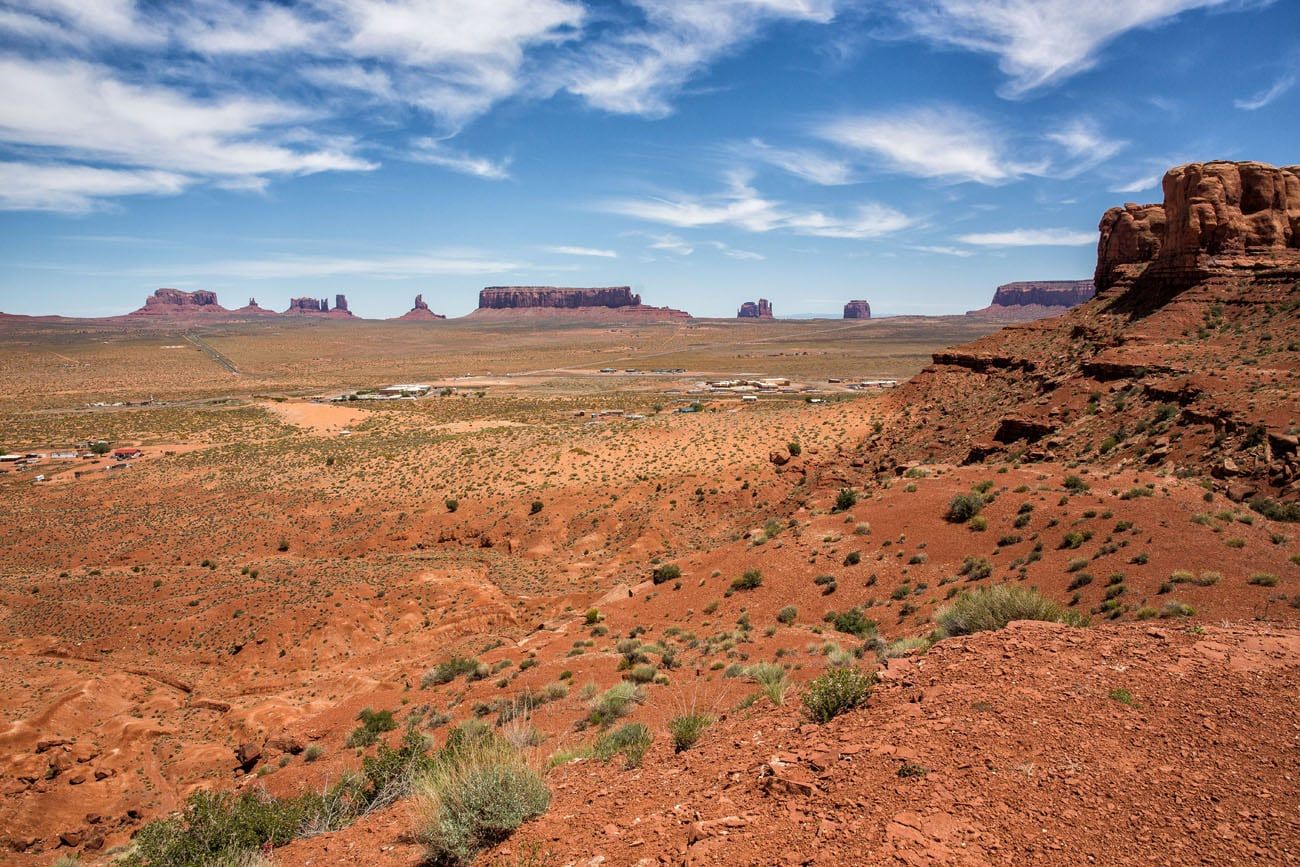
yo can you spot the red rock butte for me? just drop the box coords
[843,300,872,319]
[737,298,773,318]
[395,294,447,321]
[130,288,229,316]
[965,281,1095,318]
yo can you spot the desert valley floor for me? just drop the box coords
[2,274,1298,866]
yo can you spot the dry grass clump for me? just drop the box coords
[936,584,1085,636]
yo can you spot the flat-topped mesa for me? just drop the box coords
[843,300,872,319]
[989,281,1095,308]
[478,286,641,309]
[285,297,328,314]
[1096,160,1300,292]
[473,285,689,318]
[131,288,228,316]
[738,298,773,318]
[396,293,447,320]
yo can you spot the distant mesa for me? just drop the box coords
[966,280,1095,319]
[396,294,447,321]
[284,294,355,317]
[843,300,872,319]
[130,288,229,316]
[737,298,773,319]
[471,286,689,318]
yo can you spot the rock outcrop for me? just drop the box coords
[988,281,1094,309]
[843,300,872,319]
[234,297,276,316]
[1096,160,1300,292]
[130,288,228,316]
[284,296,354,316]
[864,160,1300,500]
[472,286,688,318]
[396,294,447,321]
[738,299,773,319]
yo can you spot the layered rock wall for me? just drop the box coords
[478,286,642,310]
[132,288,227,315]
[988,281,1094,308]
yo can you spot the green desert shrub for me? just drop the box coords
[587,682,645,727]
[729,569,762,592]
[651,563,681,584]
[667,713,712,753]
[802,667,874,723]
[415,738,549,865]
[745,662,788,705]
[776,605,798,625]
[935,585,1084,637]
[945,492,984,523]
[423,657,484,688]
[592,723,653,769]
[834,488,858,511]
[347,708,398,748]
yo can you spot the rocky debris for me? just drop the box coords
[235,741,261,772]
[396,294,447,320]
[130,288,228,316]
[842,299,872,319]
[737,298,773,318]
[993,416,1055,443]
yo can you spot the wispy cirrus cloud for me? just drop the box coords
[738,138,855,185]
[408,138,511,179]
[887,0,1260,97]
[0,161,189,212]
[545,245,618,257]
[816,105,1038,185]
[602,172,912,239]
[1235,59,1298,110]
[562,0,840,117]
[957,227,1095,247]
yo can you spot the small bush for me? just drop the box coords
[347,708,398,748]
[787,441,802,457]
[423,657,484,688]
[1063,475,1089,493]
[959,556,993,581]
[667,713,712,753]
[745,662,788,704]
[729,570,762,592]
[1248,573,1279,587]
[529,500,544,515]
[593,723,653,769]
[776,605,798,625]
[651,563,681,585]
[415,738,549,865]
[827,607,876,639]
[444,498,459,513]
[834,488,858,511]
[936,585,1083,637]
[587,682,645,726]
[803,667,874,723]
[945,493,985,524]
[1160,601,1195,618]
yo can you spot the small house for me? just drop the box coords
[112,448,142,460]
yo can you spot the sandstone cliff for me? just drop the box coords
[284,295,354,316]
[130,288,228,316]
[738,299,773,318]
[843,300,872,319]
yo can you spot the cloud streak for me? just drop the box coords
[957,227,1095,247]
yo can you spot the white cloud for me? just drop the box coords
[891,0,1251,97]
[0,56,374,180]
[1110,174,1161,194]
[740,138,855,185]
[178,251,523,280]
[646,232,695,255]
[180,2,323,55]
[957,227,1095,246]
[3,0,162,46]
[910,244,974,257]
[563,0,839,117]
[707,240,765,260]
[545,245,618,258]
[817,105,1034,184]
[603,172,912,239]
[408,138,511,179]
[1235,68,1297,110]
[0,161,189,212]
[1045,117,1126,175]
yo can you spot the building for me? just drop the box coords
[112,448,142,460]
[377,384,430,397]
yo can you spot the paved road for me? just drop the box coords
[184,332,241,375]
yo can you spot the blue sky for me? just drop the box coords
[0,0,1296,318]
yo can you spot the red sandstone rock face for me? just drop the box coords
[738,299,773,318]
[234,298,277,316]
[843,300,872,319]
[131,288,227,316]
[988,281,1093,309]
[396,294,446,320]
[1096,161,1300,290]
[478,286,641,310]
